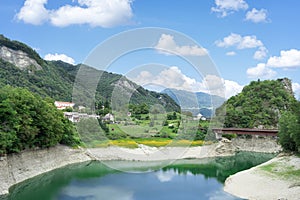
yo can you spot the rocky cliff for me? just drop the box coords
[0,139,281,196]
[0,46,41,71]
[0,145,91,196]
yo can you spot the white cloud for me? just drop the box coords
[130,67,242,99]
[266,49,300,68]
[238,35,263,49]
[224,79,243,98]
[246,63,277,79]
[16,0,49,25]
[215,33,242,48]
[155,34,208,56]
[254,46,268,60]
[16,0,133,27]
[44,53,75,65]
[226,51,236,56]
[202,75,243,99]
[211,0,248,17]
[216,33,267,59]
[60,185,134,200]
[245,8,268,23]
[292,82,300,99]
[155,171,175,182]
[215,33,263,49]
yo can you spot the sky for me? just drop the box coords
[1,0,300,99]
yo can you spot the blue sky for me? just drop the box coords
[1,0,300,99]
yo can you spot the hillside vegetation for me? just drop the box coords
[278,100,300,152]
[216,78,297,129]
[0,86,80,155]
[0,35,179,112]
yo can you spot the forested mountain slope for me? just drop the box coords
[215,78,297,129]
[0,35,179,112]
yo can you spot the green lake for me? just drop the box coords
[2,152,275,200]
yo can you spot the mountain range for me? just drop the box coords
[0,34,226,115]
[162,88,225,117]
[0,34,179,112]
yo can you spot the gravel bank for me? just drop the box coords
[0,138,281,196]
[224,154,300,200]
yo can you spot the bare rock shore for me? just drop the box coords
[0,145,91,195]
[224,154,300,200]
[0,137,281,196]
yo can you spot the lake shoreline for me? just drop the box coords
[224,153,300,200]
[0,138,280,196]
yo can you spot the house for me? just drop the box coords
[54,101,75,110]
[103,113,114,122]
[63,112,100,123]
[64,112,80,123]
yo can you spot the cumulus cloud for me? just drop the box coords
[247,48,300,80]
[60,185,134,200]
[216,33,263,49]
[216,33,267,59]
[226,51,236,56]
[44,53,75,65]
[254,46,268,60]
[245,8,268,23]
[203,75,243,99]
[155,34,208,56]
[130,66,242,99]
[155,171,175,182]
[266,49,300,68]
[137,66,201,92]
[292,82,300,99]
[16,0,49,25]
[16,0,133,27]
[211,0,248,17]
[223,79,244,98]
[246,63,277,79]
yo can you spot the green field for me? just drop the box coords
[85,138,209,148]
[77,112,210,148]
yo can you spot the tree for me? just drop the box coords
[278,101,300,152]
[216,79,296,129]
[0,86,80,154]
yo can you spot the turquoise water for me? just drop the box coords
[3,152,275,200]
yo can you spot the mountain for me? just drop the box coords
[0,35,179,112]
[162,88,225,117]
[215,78,297,129]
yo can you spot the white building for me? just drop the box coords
[103,113,114,122]
[54,101,75,110]
[63,112,100,123]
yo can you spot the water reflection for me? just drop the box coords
[2,152,274,200]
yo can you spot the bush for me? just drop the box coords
[0,86,80,154]
[222,133,237,140]
[279,109,299,152]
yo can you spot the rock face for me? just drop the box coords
[231,137,282,153]
[279,78,294,96]
[0,46,41,70]
[0,145,91,196]
[0,139,281,196]
[214,137,281,155]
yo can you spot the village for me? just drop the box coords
[54,101,114,123]
[54,101,207,123]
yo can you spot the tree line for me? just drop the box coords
[279,101,300,152]
[0,86,80,155]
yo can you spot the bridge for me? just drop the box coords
[212,128,278,140]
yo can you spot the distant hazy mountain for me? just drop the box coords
[162,88,225,117]
[0,34,179,112]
